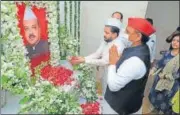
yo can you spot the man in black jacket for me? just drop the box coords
[103,17,156,114]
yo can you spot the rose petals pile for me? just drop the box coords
[41,65,74,86]
[80,101,100,114]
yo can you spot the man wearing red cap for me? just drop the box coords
[103,17,156,114]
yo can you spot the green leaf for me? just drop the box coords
[30,77,36,85]
[19,96,30,104]
[72,65,79,70]
[1,75,9,86]
[14,68,23,78]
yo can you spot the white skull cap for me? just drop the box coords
[23,7,37,20]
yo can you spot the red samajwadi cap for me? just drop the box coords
[128,17,156,36]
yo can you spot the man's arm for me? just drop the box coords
[84,40,125,66]
[107,56,147,92]
[84,52,109,66]
[84,41,108,66]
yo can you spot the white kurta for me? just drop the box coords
[84,37,126,95]
[119,28,132,48]
[146,33,156,63]
[84,38,126,66]
[103,56,147,114]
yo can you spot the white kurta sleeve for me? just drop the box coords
[107,56,147,92]
[84,41,108,66]
[84,56,109,66]
[114,38,126,55]
[146,34,156,63]
[84,39,125,66]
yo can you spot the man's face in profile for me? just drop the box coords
[23,19,40,46]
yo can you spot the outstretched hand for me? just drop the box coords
[68,56,85,65]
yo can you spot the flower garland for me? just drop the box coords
[59,1,80,59]
[69,1,73,35]
[59,25,80,60]
[64,1,68,34]
[74,1,78,39]
[62,35,80,57]
[78,1,81,53]
[75,64,98,102]
[2,1,101,114]
[1,1,31,94]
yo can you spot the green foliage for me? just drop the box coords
[1,67,30,95]
[18,80,82,114]
[59,25,80,60]
[76,64,98,102]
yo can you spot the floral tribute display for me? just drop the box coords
[16,2,50,76]
[1,1,31,94]
[15,2,75,86]
[1,1,101,114]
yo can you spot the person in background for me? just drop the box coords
[112,11,123,23]
[112,11,132,48]
[148,31,180,114]
[166,26,180,43]
[146,18,157,66]
[158,26,180,56]
[176,26,180,31]
[103,17,156,114]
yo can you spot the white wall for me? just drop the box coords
[80,1,148,56]
[145,1,179,59]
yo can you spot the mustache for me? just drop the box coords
[29,34,36,39]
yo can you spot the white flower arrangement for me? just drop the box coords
[58,24,80,60]
[1,1,61,92]
[75,63,98,102]
[1,1,31,94]
[1,1,99,114]
[61,35,80,58]
[19,79,82,114]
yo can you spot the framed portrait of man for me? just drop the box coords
[16,3,51,76]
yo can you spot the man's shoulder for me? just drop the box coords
[35,39,49,51]
[114,36,127,47]
[113,38,125,45]
[38,39,48,45]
